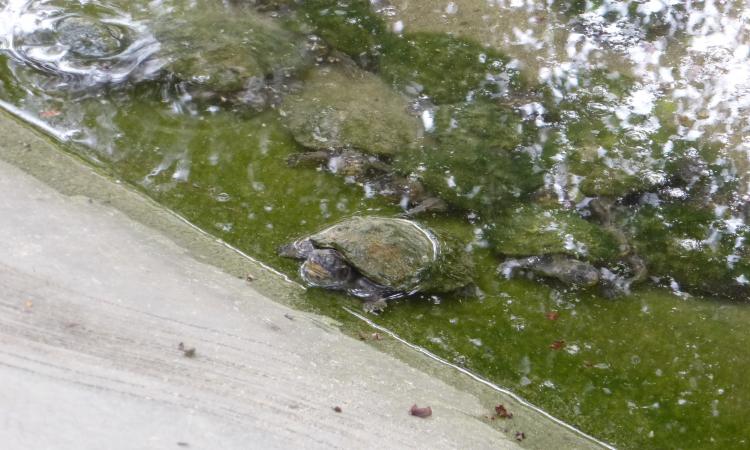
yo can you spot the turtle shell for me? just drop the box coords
[309,217,439,292]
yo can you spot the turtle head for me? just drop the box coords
[277,238,315,259]
[300,249,353,290]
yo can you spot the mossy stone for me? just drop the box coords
[486,205,622,263]
[281,64,422,156]
[300,0,387,58]
[379,32,522,104]
[396,100,542,214]
[628,203,750,300]
[156,10,309,93]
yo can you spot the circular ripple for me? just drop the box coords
[2,0,161,89]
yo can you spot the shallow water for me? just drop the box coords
[1,0,750,448]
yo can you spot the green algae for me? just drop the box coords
[379,32,523,104]
[396,100,542,214]
[628,203,750,300]
[487,205,622,263]
[300,0,387,59]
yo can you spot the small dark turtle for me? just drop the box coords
[287,150,446,216]
[279,216,474,311]
[499,254,601,288]
[57,17,128,60]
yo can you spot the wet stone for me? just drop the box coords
[395,100,542,215]
[486,204,622,264]
[379,32,523,104]
[281,64,422,156]
[154,9,310,100]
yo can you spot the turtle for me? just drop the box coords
[498,254,601,288]
[286,149,447,216]
[278,216,474,311]
[56,17,129,60]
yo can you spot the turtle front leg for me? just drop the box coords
[362,298,388,313]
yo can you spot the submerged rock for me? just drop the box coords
[486,205,622,264]
[278,216,474,311]
[300,0,387,60]
[281,64,422,156]
[396,100,542,215]
[379,32,523,104]
[628,202,750,300]
[155,9,310,105]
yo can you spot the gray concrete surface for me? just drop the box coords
[0,108,610,449]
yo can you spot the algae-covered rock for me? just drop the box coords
[281,64,422,156]
[396,100,542,214]
[379,32,523,104]
[300,0,387,58]
[155,9,309,95]
[628,203,750,300]
[546,74,667,199]
[486,204,622,263]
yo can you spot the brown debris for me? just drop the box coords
[333,406,342,413]
[357,331,384,341]
[178,342,196,358]
[545,311,560,321]
[549,340,566,350]
[410,404,432,418]
[515,431,526,441]
[494,404,513,419]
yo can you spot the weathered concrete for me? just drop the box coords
[0,108,609,449]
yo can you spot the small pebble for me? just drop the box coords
[410,404,432,418]
[178,342,196,358]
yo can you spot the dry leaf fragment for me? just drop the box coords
[494,404,513,418]
[40,110,61,118]
[545,311,559,321]
[410,404,432,418]
[549,340,565,350]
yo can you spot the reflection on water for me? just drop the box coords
[1,0,160,89]
[1,0,750,448]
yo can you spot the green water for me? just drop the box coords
[2,0,750,448]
